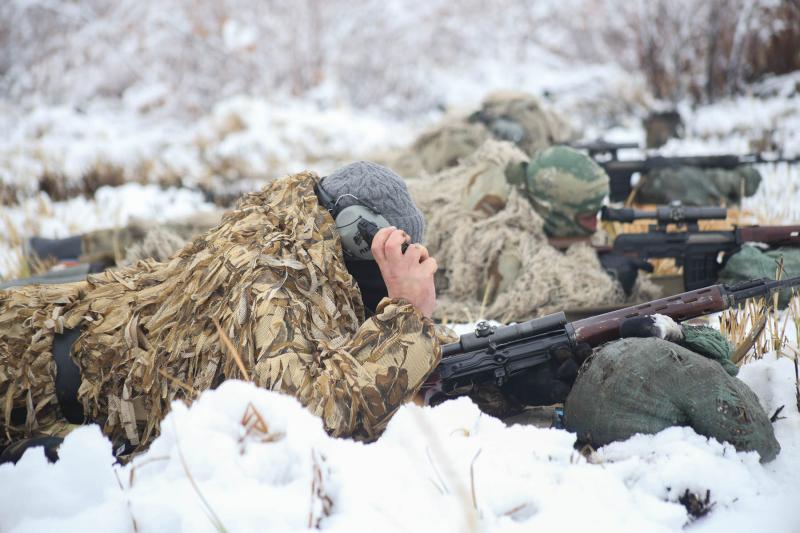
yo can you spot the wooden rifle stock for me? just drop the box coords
[736,225,800,247]
[571,285,728,346]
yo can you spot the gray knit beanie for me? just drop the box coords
[322,161,426,243]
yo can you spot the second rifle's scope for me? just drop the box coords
[442,312,568,357]
[602,205,728,225]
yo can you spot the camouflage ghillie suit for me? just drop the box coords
[392,118,490,177]
[565,330,779,462]
[26,211,223,268]
[409,141,657,323]
[470,91,572,156]
[0,172,441,450]
[388,91,571,178]
[636,165,762,206]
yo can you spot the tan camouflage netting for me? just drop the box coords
[380,91,573,180]
[1,172,441,450]
[408,141,660,323]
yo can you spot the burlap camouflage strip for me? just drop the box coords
[0,172,442,449]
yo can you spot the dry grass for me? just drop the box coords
[719,286,799,367]
[719,297,774,363]
[717,258,800,412]
[308,449,333,530]
[239,402,284,446]
[173,421,229,533]
[408,407,480,532]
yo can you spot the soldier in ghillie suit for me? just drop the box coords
[506,145,610,238]
[388,91,572,178]
[416,143,655,325]
[0,162,442,461]
[1,212,224,291]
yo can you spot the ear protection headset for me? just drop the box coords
[315,179,397,260]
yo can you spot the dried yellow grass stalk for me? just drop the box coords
[212,317,250,382]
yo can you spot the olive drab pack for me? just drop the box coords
[565,336,780,462]
[511,146,610,238]
[0,172,442,451]
[636,165,762,206]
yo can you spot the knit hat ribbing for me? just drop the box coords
[322,161,426,243]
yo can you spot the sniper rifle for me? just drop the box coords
[603,206,800,290]
[426,276,800,395]
[572,141,800,201]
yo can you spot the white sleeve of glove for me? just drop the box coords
[651,314,684,342]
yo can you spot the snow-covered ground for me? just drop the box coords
[0,96,413,195]
[2,353,798,533]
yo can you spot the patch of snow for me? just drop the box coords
[1,359,799,533]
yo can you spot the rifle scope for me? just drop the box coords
[602,205,727,225]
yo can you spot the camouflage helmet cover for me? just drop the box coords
[516,146,609,237]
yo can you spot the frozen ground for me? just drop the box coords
[1,349,798,533]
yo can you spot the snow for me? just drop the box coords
[0,96,413,194]
[2,360,799,533]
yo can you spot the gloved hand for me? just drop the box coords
[599,252,654,295]
[501,341,593,406]
[619,314,684,342]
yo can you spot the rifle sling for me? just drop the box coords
[52,326,85,424]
